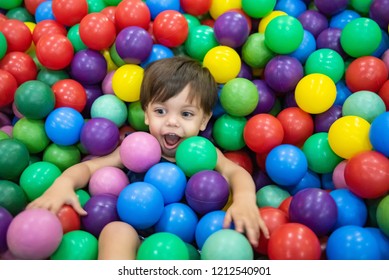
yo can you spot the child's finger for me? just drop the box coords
[69,199,87,216]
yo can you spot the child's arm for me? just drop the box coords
[215,149,269,247]
[27,147,123,215]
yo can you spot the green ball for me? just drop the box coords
[304,48,345,83]
[37,68,70,87]
[176,136,217,177]
[269,98,282,116]
[242,0,276,18]
[67,24,87,53]
[19,161,62,201]
[0,130,10,140]
[302,132,343,174]
[366,197,383,227]
[0,139,30,180]
[265,15,304,54]
[220,78,259,117]
[51,230,98,260]
[186,243,200,260]
[0,0,23,9]
[376,195,389,236]
[340,17,382,58]
[110,43,125,67]
[127,101,148,131]
[212,114,246,151]
[86,0,106,13]
[136,232,189,260]
[184,14,201,32]
[6,7,34,22]
[184,25,218,61]
[342,90,386,123]
[43,144,81,172]
[256,184,290,208]
[14,80,55,119]
[91,94,127,127]
[0,180,28,216]
[242,32,274,68]
[201,229,253,260]
[0,32,7,60]
[13,118,50,154]
[76,189,91,207]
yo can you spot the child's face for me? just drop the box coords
[144,85,212,161]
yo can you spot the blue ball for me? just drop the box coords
[45,107,84,146]
[195,210,227,250]
[326,225,380,260]
[286,169,321,195]
[290,30,316,64]
[145,0,180,19]
[35,1,55,23]
[275,0,307,18]
[329,9,360,29]
[154,203,198,243]
[144,162,187,204]
[140,44,174,68]
[365,227,389,260]
[369,112,389,157]
[117,182,164,230]
[334,80,352,106]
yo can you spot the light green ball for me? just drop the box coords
[91,94,128,127]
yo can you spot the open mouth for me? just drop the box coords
[163,133,182,150]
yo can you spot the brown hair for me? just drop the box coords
[140,56,218,115]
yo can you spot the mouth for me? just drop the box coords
[162,133,182,150]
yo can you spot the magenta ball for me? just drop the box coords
[0,207,13,254]
[6,208,63,259]
[80,118,120,156]
[81,194,118,237]
[70,49,107,85]
[119,132,161,173]
[185,170,230,215]
[89,166,130,196]
[332,160,350,189]
[102,71,115,95]
[213,11,250,48]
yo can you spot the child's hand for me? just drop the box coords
[27,184,87,216]
[223,199,269,247]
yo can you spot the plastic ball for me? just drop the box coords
[127,101,149,131]
[365,227,389,260]
[329,9,360,29]
[0,69,18,107]
[32,19,67,45]
[265,15,304,54]
[140,44,174,68]
[241,32,274,69]
[184,25,218,62]
[14,80,55,119]
[369,0,389,29]
[153,10,188,48]
[37,68,69,87]
[67,24,87,53]
[203,46,241,84]
[51,0,88,27]
[315,0,348,16]
[326,225,380,260]
[80,118,120,156]
[241,0,276,19]
[297,10,328,38]
[90,94,127,127]
[50,230,98,260]
[0,51,38,85]
[181,0,211,16]
[213,11,250,48]
[256,185,291,208]
[316,28,347,58]
[370,112,389,157]
[185,170,230,215]
[0,139,30,181]
[258,10,287,33]
[195,210,226,249]
[144,162,187,204]
[112,64,144,102]
[0,207,13,254]
[6,208,63,260]
[251,79,276,114]
[0,180,28,218]
[117,182,164,230]
[201,229,253,260]
[115,0,151,31]
[45,107,84,146]
[89,166,129,197]
[0,19,32,53]
[119,131,161,173]
[69,49,107,85]
[52,79,87,112]
[136,232,189,260]
[56,205,81,234]
[295,73,336,114]
[314,105,342,133]
[81,194,118,238]
[209,0,241,20]
[332,160,349,189]
[13,118,50,154]
[340,17,382,58]
[328,116,372,159]
[175,136,217,177]
[377,195,389,236]
[212,114,246,151]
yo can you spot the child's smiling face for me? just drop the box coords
[144,85,212,162]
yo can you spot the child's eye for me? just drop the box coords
[154,108,166,115]
[182,111,194,118]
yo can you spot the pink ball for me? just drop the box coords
[102,70,115,94]
[6,208,63,259]
[332,160,349,189]
[89,166,130,196]
[119,132,161,173]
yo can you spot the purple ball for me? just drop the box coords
[314,0,348,16]
[0,207,12,254]
[264,55,304,94]
[251,79,276,114]
[237,61,253,80]
[70,49,107,85]
[298,10,328,38]
[185,170,229,215]
[213,11,250,48]
[80,118,120,156]
[289,188,338,236]
[283,91,298,108]
[369,0,389,29]
[252,169,273,192]
[316,28,347,58]
[82,84,103,118]
[115,26,153,64]
[314,105,342,132]
[81,194,118,238]
[0,112,11,127]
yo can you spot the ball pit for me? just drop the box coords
[0,0,388,262]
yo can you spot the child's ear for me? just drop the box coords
[200,113,212,131]
[144,109,149,125]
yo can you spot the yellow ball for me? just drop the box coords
[203,46,241,84]
[258,10,287,33]
[328,116,372,159]
[112,64,144,102]
[295,73,336,114]
[102,49,118,72]
[209,0,241,19]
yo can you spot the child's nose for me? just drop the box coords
[166,115,179,127]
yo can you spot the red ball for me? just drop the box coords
[180,0,211,16]
[153,10,189,48]
[52,0,88,27]
[378,80,389,110]
[52,79,87,112]
[268,223,321,260]
[101,6,117,24]
[57,205,81,234]
[36,34,74,70]
[0,69,18,107]
[32,19,67,45]
[24,0,46,14]
[345,56,388,93]
[0,51,37,85]
[254,207,288,255]
[0,19,32,53]
[224,149,253,174]
[277,107,314,147]
[79,13,116,51]
[244,113,284,154]
[278,196,292,218]
[344,150,389,199]
[115,0,151,31]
